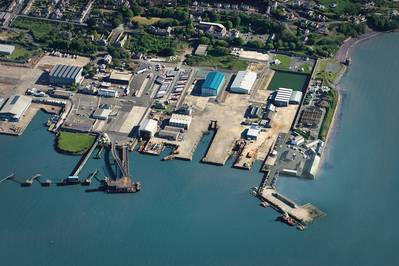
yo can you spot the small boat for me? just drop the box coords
[260,201,269,208]
[279,213,296,226]
[297,224,307,231]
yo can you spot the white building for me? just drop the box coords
[304,154,321,179]
[274,88,293,107]
[92,108,112,120]
[169,114,192,130]
[139,119,158,139]
[198,21,227,38]
[0,44,15,55]
[230,71,257,94]
[0,95,31,122]
[246,124,261,140]
[98,88,118,98]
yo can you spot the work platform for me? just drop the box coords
[259,187,325,225]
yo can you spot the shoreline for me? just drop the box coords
[323,30,387,158]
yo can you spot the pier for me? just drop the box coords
[0,173,15,184]
[105,143,141,193]
[70,136,99,177]
[257,186,325,226]
[81,169,98,186]
[22,174,41,186]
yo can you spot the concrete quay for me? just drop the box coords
[259,187,325,225]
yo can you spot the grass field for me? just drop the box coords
[132,16,169,25]
[319,88,338,140]
[11,17,62,42]
[315,58,342,86]
[270,54,293,72]
[185,55,248,71]
[57,132,96,154]
[267,71,309,91]
[9,46,32,60]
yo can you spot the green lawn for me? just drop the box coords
[185,55,248,71]
[267,71,309,91]
[9,46,32,60]
[57,132,96,154]
[270,54,293,72]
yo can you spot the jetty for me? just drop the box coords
[22,174,41,187]
[70,136,99,177]
[257,186,325,226]
[0,173,15,184]
[81,169,98,186]
[105,143,141,193]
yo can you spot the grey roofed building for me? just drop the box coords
[0,95,31,122]
[289,91,303,104]
[49,64,83,86]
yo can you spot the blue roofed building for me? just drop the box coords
[201,71,225,96]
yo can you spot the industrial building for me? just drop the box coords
[304,154,321,179]
[139,119,158,139]
[0,44,15,55]
[98,88,118,98]
[158,129,180,141]
[49,64,83,86]
[201,71,225,96]
[0,95,31,122]
[108,71,133,85]
[289,91,303,104]
[274,88,293,107]
[169,114,192,130]
[92,108,112,120]
[230,71,257,94]
[246,124,261,140]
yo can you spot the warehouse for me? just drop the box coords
[158,129,180,141]
[289,91,303,104]
[139,119,158,140]
[274,88,293,107]
[108,70,133,85]
[304,154,321,179]
[0,44,15,55]
[169,114,192,130]
[201,71,225,96]
[230,71,257,94]
[49,64,83,86]
[0,95,31,122]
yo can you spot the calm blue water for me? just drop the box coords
[1,33,399,266]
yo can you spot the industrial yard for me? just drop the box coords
[0,42,330,228]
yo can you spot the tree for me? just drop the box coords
[226,20,233,30]
[199,36,211,45]
[158,47,176,57]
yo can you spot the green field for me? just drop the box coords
[185,55,248,71]
[267,71,309,91]
[11,17,63,42]
[57,132,96,154]
[9,46,32,60]
[270,54,293,72]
